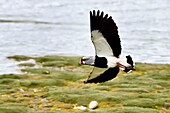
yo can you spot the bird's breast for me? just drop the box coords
[106,56,119,67]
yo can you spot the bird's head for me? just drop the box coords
[116,55,135,73]
[79,56,95,66]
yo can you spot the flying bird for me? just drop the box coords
[80,10,135,83]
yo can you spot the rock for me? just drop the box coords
[41,98,49,103]
[43,70,50,74]
[23,93,30,97]
[19,88,25,92]
[74,106,87,110]
[34,96,38,99]
[89,101,98,109]
[163,103,170,110]
[43,104,53,108]
[40,95,47,98]
[32,89,38,92]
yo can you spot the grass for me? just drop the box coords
[0,55,169,113]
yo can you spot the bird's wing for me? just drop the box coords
[90,10,121,58]
[85,67,119,83]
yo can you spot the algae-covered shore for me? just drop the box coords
[0,55,170,113]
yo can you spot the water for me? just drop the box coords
[0,0,170,74]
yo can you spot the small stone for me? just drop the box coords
[163,103,170,110]
[40,95,47,98]
[74,106,86,110]
[19,88,25,92]
[89,101,98,109]
[43,70,50,74]
[33,89,37,92]
[23,93,30,97]
[43,104,53,108]
[34,106,39,111]
[41,98,49,103]
[33,95,37,98]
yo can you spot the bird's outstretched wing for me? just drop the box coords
[85,67,119,83]
[90,10,121,58]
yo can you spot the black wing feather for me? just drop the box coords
[85,67,119,83]
[90,10,121,58]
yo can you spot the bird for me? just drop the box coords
[80,10,135,83]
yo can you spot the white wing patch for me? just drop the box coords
[91,30,113,56]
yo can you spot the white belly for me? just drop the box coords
[105,56,119,67]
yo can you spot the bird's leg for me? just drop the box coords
[84,74,92,84]
[84,66,95,84]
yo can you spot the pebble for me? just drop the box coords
[23,93,30,97]
[43,70,50,74]
[19,88,25,92]
[74,106,87,110]
[43,104,53,108]
[32,89,38,93]
[41,98,49,103]
[89,101,98,109]
[163,103,170,110]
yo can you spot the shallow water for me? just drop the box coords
[0,0,170,74]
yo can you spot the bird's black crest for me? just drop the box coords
[126,55,134,67]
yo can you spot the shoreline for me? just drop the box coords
[1,54,170,75]
[2,54,169,75]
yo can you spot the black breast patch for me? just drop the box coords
[94,56,108,68]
